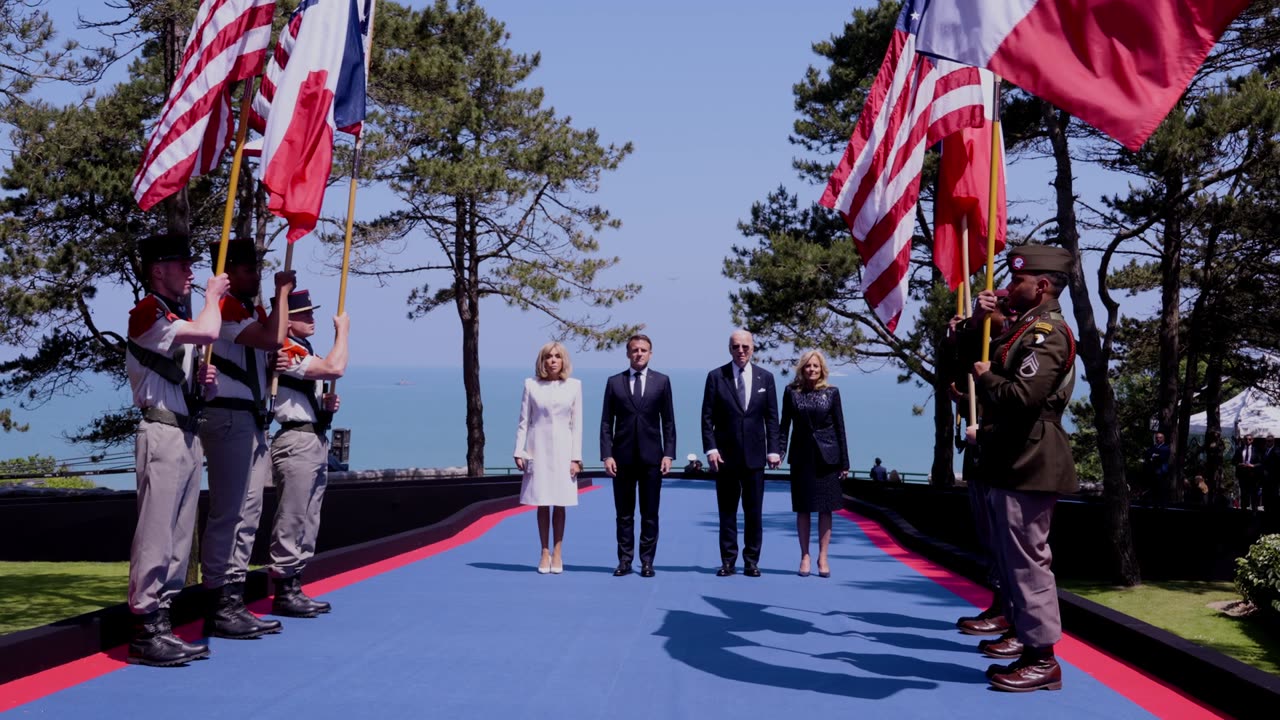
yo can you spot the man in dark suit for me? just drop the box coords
[601,334,676,578]
[701,330,781,577]
[1145,431,1171,506]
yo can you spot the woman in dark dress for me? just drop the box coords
[779,350,849,578]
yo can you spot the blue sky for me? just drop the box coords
[34,0,1149,373]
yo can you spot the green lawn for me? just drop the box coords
[0,561,129,635]
[1061,579,1280,675]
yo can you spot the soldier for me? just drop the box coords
[948,289,1017,639]
[125,233,228,666]
[961,245,1078,692]
[198,239,294,639]
[267,289,349,616]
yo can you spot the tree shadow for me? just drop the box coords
[653,595,938,700]
[812,650,986,684]
[826,611,958,632]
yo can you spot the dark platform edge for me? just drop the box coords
[0,477,592,688]
[843,493,1280,717]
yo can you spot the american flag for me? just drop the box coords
[133,0,276,211]
[819,0,990,332]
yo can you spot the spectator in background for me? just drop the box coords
[1145,432,1171,506]
[1233,435,1260,510]
[870,457,889,482]
[888,469,902,483]
[1181,475,1209,506]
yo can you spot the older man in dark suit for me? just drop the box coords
[601,334,676,578]
[701,330,781,577]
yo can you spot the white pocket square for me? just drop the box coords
[756,388,765,393]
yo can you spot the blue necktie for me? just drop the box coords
[738,368,747,408]
[632,372,641,400]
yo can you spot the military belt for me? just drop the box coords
[279,421,329,437]
[142,407,201,434]
[206,397,272,430]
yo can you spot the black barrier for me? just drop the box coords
[839,478,1280,582]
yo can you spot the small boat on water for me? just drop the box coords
[395,379,414,386]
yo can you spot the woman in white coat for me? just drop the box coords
[513,341,583,573]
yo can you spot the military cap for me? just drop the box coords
[1008,245,1073,274]
[272,289,320,315]
[207,238,268,268]
[138,233,201,266]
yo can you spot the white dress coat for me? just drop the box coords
[513,377,583,507]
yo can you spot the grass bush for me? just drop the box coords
[1235,533,1280,619]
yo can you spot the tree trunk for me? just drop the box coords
[456,195,485,477]
[1155,168,1185,505]
[161,16,191,240]
[1203,342,1226,505]
[1042,104,1141,585]
[1175,285,1209,495]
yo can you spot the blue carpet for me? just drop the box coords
[5,480,1165,719]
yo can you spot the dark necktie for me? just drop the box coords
[738,368,747,408]
[632,371,641,400]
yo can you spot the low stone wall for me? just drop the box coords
[327,467,468,483]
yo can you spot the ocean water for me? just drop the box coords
[2,365,943,490]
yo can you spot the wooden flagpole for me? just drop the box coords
[268,241,295,402]
[960,218,977,426]
[979,77,1003,363]
[204,76,259,368]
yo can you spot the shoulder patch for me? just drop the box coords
[281,339,310,365]
[128,296,174,338]
[1034,322,1054,333]
[219,296,252,323]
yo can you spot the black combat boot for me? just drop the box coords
[206,582,283,639]
[299,574,332,614]
[127,609,210,667]
[272,576,323,618]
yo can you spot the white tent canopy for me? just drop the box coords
[1188,387,1280,438]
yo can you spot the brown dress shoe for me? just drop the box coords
[978,631,1024,659]
[957,614,1010,636]
[989,656,1062,692]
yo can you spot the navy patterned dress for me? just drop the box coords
[779,386,850,513]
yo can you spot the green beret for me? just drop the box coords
[1008,245,1073,274]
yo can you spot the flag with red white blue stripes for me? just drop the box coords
[819,0,989,332]
[251,0,369,243]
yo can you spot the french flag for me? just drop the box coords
[255,0,368,242]
[913,0,1253,151]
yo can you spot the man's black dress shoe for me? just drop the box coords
[613,564,632,577]
[640,564,655,578]
[716,564,735,577]
[744,564,762,577]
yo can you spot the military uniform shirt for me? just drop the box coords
[127,295,197,415]
[972,299,1079,494]
[273,338,320,424]
[213,298,269,401]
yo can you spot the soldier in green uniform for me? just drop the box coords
[960,245,1078,692]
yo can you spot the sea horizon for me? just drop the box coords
[3,364,949,490]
